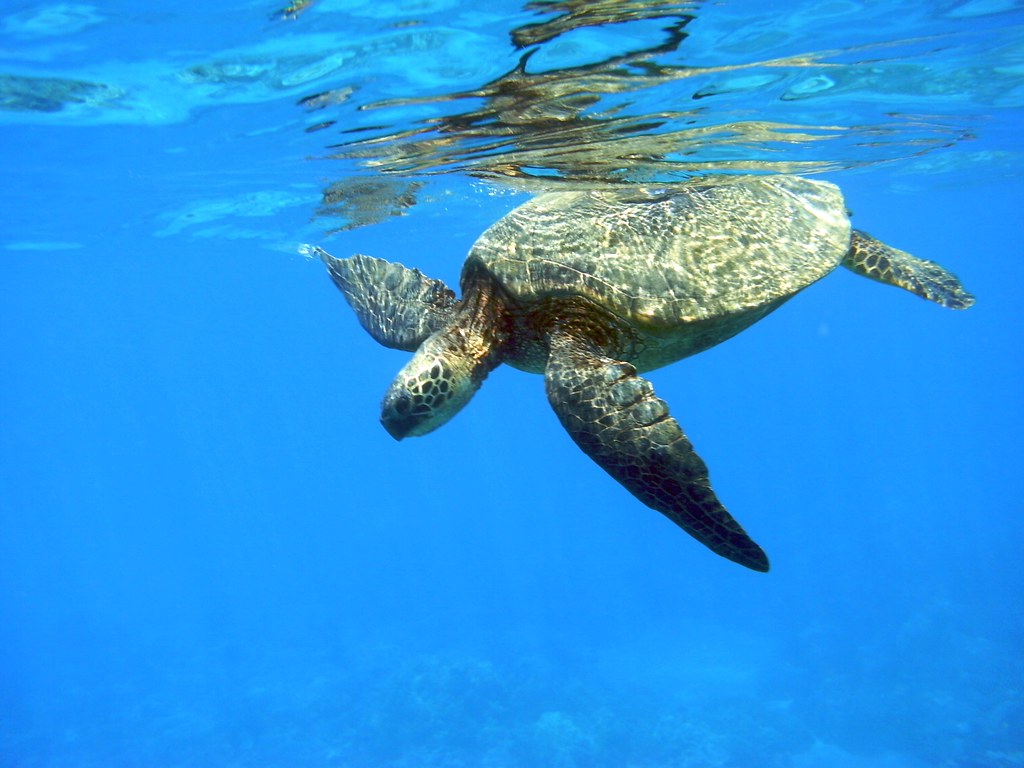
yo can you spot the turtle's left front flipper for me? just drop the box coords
[311,247,459,351]
[544,330,770,572]
[844,230,975,309]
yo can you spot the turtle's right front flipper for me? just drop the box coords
[544,329,769,572]
[312,247,459,351]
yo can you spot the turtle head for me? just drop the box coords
[380,327,496,439]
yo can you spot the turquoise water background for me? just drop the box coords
[2,1,1023,766]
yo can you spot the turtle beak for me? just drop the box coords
[380,390,431,440]
[380,412,411,441]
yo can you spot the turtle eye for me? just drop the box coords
[393,393,412,415]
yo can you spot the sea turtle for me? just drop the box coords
[311,174,973,572]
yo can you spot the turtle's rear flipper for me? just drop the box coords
[843,230,975,309]
[312,247,459,351]
[544,330,770,573]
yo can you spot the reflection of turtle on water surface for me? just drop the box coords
[312,174,974,572]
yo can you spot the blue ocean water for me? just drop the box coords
[1,1,1023,766]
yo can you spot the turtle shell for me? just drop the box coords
[466,175,851,329]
